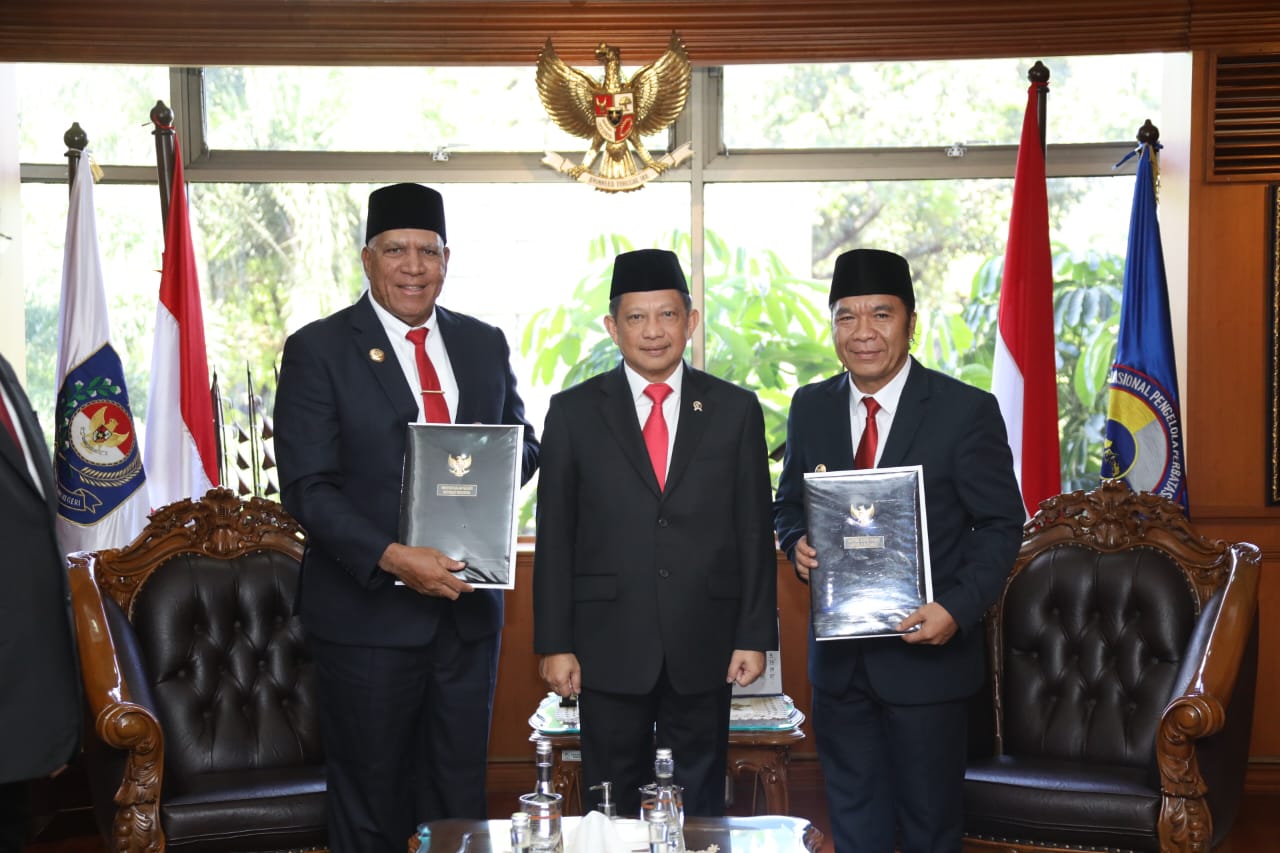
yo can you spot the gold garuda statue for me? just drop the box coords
[536,32,693,192]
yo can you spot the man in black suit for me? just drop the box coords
[0,352,80,852]
[275,183,539,852]
[533,249,777,818]
[773,249,1024,852]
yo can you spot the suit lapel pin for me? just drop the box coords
[815,463,827,472]
[692,400,703,412]
[369,348,386,363]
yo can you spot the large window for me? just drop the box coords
[204,66,583,153]
[722,56,1162,148]
[15,55,1165,513]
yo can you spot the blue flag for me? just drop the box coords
[1102,144,1188,512]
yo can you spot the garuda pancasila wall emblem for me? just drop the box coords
[536,32,693,192]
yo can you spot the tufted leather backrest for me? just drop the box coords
[130,548,321,787]
[998,543,1198,769]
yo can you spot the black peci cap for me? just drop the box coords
[365,183,446,244]
[828,248,915,314]
[609,249,689,299]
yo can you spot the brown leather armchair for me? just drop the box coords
[68,488,326,852]
[963,480,1260,852]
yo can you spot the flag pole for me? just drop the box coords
[151,100,176,229]
[1029,61,1049,158]
[246,363,260,497]
[211,369,227,487]
[64,122,87,194]
[1137,119,1159,199]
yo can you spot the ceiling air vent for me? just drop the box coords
[1210,52,1280,181]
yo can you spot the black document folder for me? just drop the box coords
[803,465,932,639]
[399,423,523,589]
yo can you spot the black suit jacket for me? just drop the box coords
[533,363,777,695]
[773,359,1024,704]
[274,294,539,647]
[0,353,81,784]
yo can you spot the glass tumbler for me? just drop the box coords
[518,791,563,853]
[639,784,685,853]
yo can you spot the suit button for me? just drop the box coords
[657,518,669,527]
[658,569,670,578]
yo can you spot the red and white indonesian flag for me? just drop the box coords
[145,138,219,509]
[54,154,151,554]
[991,80,1061,517]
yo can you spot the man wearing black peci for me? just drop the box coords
[533,249,777,818]
[275,183,539,851]
[773,248,1023,852]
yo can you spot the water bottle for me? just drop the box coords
[534,737,555,796]
[652,748,685,853]
[510,811,532,853]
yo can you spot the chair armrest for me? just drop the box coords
[1155,542,1260,850]
[69,556,167,853]
[1157,543,1260,779]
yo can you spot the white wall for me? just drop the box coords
[0,65,26,380]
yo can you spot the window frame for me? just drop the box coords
[18,64,1139,370]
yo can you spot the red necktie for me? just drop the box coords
[405,328,451,424]
[854,396,880,469]
[643,383,673,490]
[0,391,22,449]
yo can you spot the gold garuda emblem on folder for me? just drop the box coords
[536,32,693,192]
[447,452,473,478]
[849,502,877,527]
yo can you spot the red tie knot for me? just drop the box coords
[406,327,428,346]
[644,383,673,406]
[862,396,880,418]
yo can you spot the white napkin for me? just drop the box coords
[566,809,625,853]
[564,813,720,853]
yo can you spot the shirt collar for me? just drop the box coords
[368,291,439,339]
[849,356,912,414]
[622,360,685,403]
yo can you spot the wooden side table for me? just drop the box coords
[528,705,805,816]
[725,724,805,815]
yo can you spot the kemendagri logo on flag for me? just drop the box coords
[55,347,145,521]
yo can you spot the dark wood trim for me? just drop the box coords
[1269,183,1280,502]
[1245,760,1280,793]
[2,1,1279,67]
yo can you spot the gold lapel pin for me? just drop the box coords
[815,463,827,472]
[369,348,386,363]
[692,400,703,412]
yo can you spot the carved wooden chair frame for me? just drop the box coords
[68,488,306,853]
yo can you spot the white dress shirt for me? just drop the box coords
[622,360,683,480]
[369,294,460,423]
[848,358,913,467]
